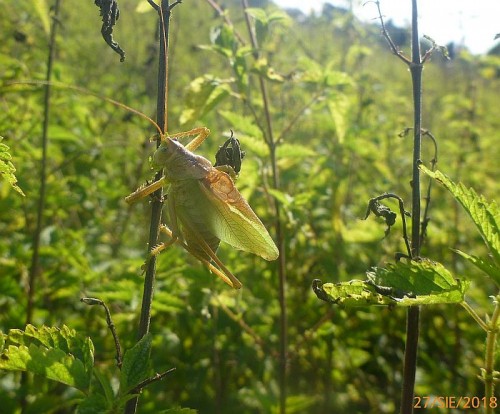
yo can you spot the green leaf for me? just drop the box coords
[453,249,500,287]
[218,111,269,158]
[245,8,268,24]
[420,166,500,266]
[313,260,469,306]
[327,92,350,143]
[218,111,263,140]
[93,367,116,406]
[267,188,293,208]
[210,24,238,54]
[119,333,152,393]
[0,325,94,392]
[32,0,51,36]
[159,408,198,414]
[0,137,25,196]
[75,394,108,414]
[251,58,285,83]
[179,76,232,126]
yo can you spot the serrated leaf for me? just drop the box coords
[0,325,94,391]
[313,260,469,306]
[0,137,25,196]
[454,249,500,287]
[119,333,152,393]
[420,166,500,266]
[0,344,90,391]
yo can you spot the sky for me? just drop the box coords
[272,0,499,55]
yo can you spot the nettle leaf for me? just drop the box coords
[0,325,94,392]
[453,250,500,287]
[420,166,500,267]
[0,137,25,196]
[313,260,468,306]
[119,333,152,394]
[179,76,232,126]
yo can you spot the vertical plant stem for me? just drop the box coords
[241,1,287,412]
[26,0,61,327]
[125,1,172,413]
[484,295,500,414]
[401,0,422,413]
[21,1,61,411]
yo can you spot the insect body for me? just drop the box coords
[126,127,279,289]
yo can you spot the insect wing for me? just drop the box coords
[198,169,279,261]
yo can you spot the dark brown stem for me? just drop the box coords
[375,1,422,411]
[401,0,422,411]
[130,368,176,394]
[125,1,180,412]
[22,0,61,411]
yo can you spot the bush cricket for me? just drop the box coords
[125,126,279,289]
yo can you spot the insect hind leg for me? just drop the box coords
[168,127,210,152]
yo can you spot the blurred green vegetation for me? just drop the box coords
[0,0,499,412]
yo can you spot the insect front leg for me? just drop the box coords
[125,176,167,204]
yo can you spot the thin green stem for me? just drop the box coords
[484,295,500,414]
[22,1,61,412]
[461,301,488,332]
[241,1,287,412]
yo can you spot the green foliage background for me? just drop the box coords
[1,0,499,412]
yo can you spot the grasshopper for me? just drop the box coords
[125,127,279,289]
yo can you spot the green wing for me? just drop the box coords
[197,171,279,261]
